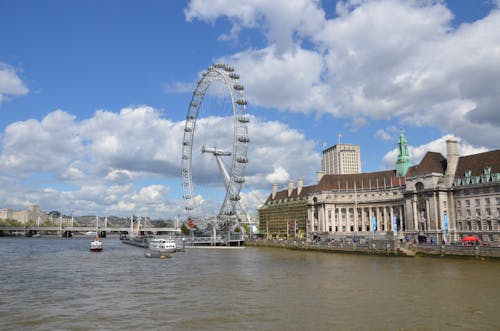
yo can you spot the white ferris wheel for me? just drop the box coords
[181,63,249,223]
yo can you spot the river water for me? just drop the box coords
[0,237,499,331]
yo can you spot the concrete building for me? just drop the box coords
[322,143,361,175]
[259,134,500,245]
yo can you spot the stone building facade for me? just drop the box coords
[259,137,500,245]
[0,205,49,224]
[308,170,406,241]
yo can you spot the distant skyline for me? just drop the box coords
[1,0,499,218]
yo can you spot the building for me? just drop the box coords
[403,140,500,243]
[259,133,500,245]
[258,179,313,239]
[308,170,406,240]
[0,205,49,224]
[322,143,361,175]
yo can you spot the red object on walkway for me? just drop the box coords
[461,235,480,242]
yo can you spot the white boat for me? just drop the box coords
[85,231,97,236]
[90,236,103,252]
[148,238,177,254]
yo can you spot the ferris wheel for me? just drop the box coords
[181,63,249,222]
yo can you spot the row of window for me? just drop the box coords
[455,185,500,196]
[457,220,500,231]
[456,197,500,208]
[457,207,500,218]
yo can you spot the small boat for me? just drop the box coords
[85,231,97,236]
[90,236,103,252]
[148,237,177,254]
[144,250,170,259]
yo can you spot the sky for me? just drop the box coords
[1,0,499,220]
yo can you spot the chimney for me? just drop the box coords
[316,171,325,183]
[272,183,278,199]
[288,180,294,197]
[445,139,459,187]
[297,177,303,195]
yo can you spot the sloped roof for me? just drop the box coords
[264,170,405,203]
[316,170,404,191]
[264,183,318,204]
[454,150,500,178]
[406,152,446,177]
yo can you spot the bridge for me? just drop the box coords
[0,225,180,237]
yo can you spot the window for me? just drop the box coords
[466,209,471,217]
[486,208,491,216]
[476,209,481,217]
[475,199,480,207]
[466,200,471,207]
[485,198,491,205]
[457,200,462,208]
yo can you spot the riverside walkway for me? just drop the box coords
[246,239,500,259]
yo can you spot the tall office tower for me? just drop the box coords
[322,142,361,175]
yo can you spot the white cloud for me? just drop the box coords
[375,129,394,141]
[0,105,319,217]
[265,166,290,184]
[185,0,325,51]
[0,63,29,105]
[185,0,500,150]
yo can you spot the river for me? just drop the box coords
[0,237,499,330]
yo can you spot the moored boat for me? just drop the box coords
[148,237,177,253]
[90,236,103,252]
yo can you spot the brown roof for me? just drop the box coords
[265,170,405,203]
[264,183,318,203]
[406,152,446,177]
[454,150,500,178]
[316,170,404,191]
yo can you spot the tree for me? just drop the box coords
[180,223,190,235]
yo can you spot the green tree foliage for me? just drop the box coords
[180,223,190,235]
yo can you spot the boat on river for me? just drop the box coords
[90,236,103,252]
[148,238,177,253]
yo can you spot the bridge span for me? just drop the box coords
[0,225,180,236]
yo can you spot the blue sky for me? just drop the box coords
[1,0,499,219]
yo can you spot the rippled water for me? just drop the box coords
[1,237,499,330]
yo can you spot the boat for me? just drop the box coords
[90,236,103,252]
[148,237,177,254]
[85,231,97,236]
[144,250,170,259]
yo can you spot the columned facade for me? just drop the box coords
[306,171,406,241]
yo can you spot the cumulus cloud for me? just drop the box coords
[0,105,319,217]
[185,0,500,150]
[382,134,489,169]
[0,63,29,105]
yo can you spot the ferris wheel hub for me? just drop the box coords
[201,145,231,156]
